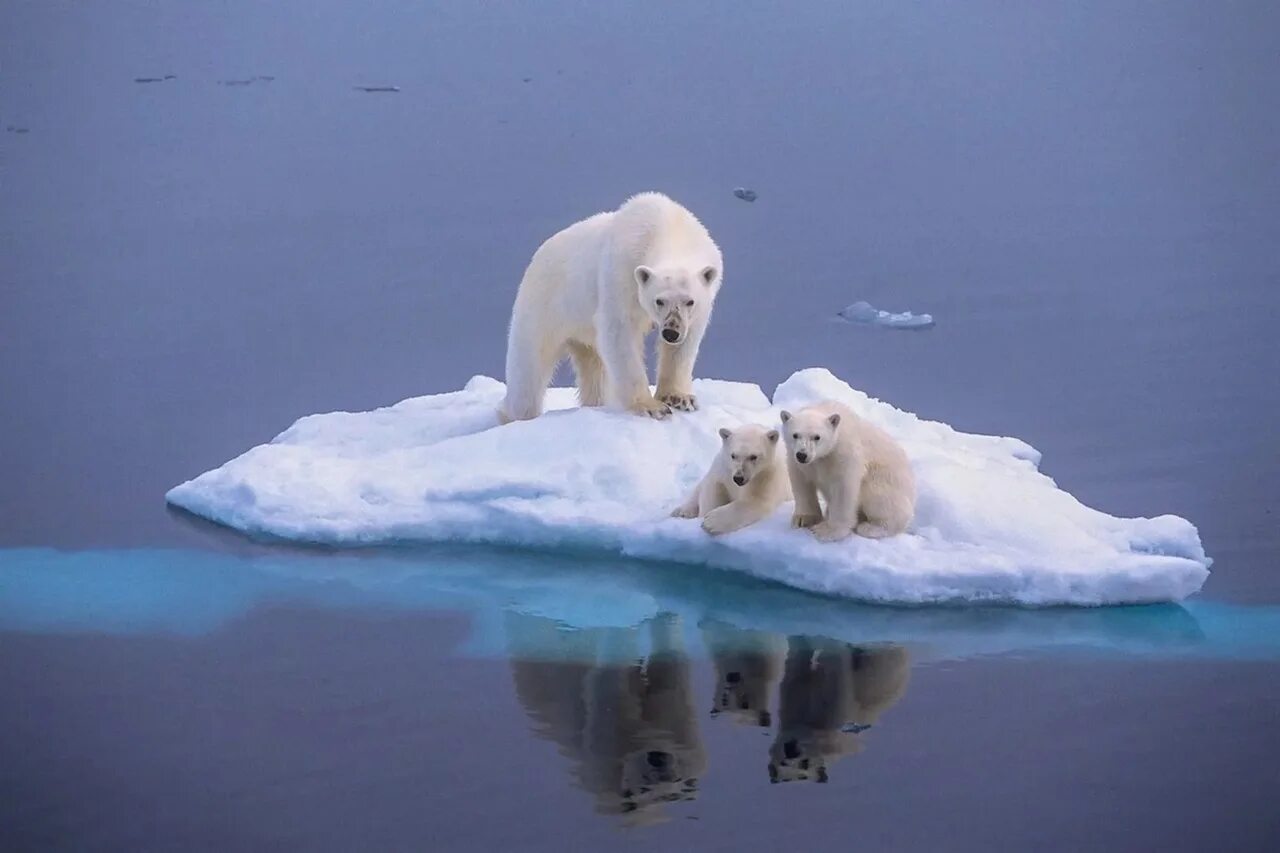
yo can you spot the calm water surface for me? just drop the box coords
[2,1,1278,850]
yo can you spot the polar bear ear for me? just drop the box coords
[718,427,732,441]
[766,429,779,444]
[700,265,718,286]
[634,265,654,286]
[827,413,841,428]
[779,410,792,423]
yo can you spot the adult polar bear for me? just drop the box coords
[500,192,723,422]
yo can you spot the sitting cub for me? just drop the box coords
[781,401,916,542]
[672,424,791,535]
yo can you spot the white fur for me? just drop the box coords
[500,192,723,422]
[781,401,916,542]
[671,424,791,536]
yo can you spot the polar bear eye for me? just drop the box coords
[813,435,821,442]
[656,298,666,308]
[730,454,738,460]
[792,433,799,440]
[685,299,695,308]
[749,455,758,462]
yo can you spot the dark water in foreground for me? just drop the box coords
[2,1,1278,850]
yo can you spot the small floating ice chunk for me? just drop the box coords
[220,78,256,86]
[838,300,935,330]
[5,126,30,134]
[355,85,401,93]
[733,187,758,203]
[134,75,175,83]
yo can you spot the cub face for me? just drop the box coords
[780,408,842,466]
[635,264,719,346]
[717,424,781,486]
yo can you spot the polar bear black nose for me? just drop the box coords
[647,751,670,768]
[783,739,801,760]
[662,328,680,343]
[795,451,809,463]
[733,474,746,486]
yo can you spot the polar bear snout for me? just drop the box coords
[795,451,810,464]
[662,327,682,344]
[732,474,747,486]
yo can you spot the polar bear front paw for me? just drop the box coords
[811,521,853,542]
[630,397,673,419]
[701,507,741,536]
[658,393,698,412]
[671,504,699,519]
[791,512,822,529]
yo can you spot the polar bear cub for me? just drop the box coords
[781,401,916,542]
[500,192,724,423]
[671,424,791,535]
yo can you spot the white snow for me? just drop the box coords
[166,368,1210,606]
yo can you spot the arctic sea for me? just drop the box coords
[2,1,1278,850]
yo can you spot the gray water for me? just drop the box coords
[2,2,1278,850]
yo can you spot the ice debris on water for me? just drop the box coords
[355,85,401,93]
[134,75,176,83]
[838,301,935,330]
[733,187,758,202]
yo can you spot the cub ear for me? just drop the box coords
[766,429,779,444]
[827,413,841,428]
[779,410,792,423]
[700,265,718,286]
[718,427,732,441]
[634,265,654,286]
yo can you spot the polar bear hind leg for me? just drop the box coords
[566,340,605,407]
[501,316,564,422]
[856,473,912,537]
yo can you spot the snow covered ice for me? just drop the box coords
[166,369,1210,606]
[838,300,935,330]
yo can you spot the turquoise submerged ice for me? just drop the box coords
[166,369,1210,606]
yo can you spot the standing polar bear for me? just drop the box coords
[782,401,916,542]
[500,192,723,423]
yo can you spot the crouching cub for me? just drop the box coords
[781,402,916,542]
[672,425,791,535]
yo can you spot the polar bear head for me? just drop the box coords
[780,408,841,466]
[634,264,719,346]
[717,424,780,487]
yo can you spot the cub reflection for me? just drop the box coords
[768,637,910,784]
[700,618,785,727]
[507,612,705,824]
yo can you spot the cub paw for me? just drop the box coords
[671,505,699,519]
[658,393,698,412]
[811,521,852,542]
[701,509,740,536]
[791,512,822,529]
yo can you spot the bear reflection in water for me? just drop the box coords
[507,613,911,823]
[701,619,910,782]
[766,637,910,784]
[507,612,706,825]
